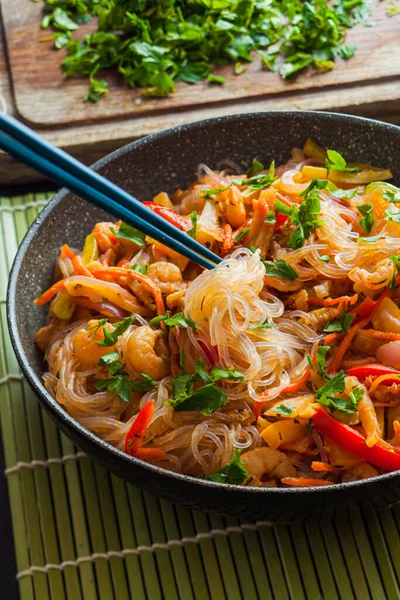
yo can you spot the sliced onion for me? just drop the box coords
[279,170,309,195]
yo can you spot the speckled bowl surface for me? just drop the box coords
[7,111,400,520]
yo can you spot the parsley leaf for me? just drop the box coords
[324,307,355,334]
[95,352,156,402]
[131,263,148,275]
[274,404,293,416]
[308,345,331,380]
[206,450,248,485]
[263,259,299,282]
[385,208,400,224]
[318,255,330,262]
[187,211,198,239]
[326,149,360,173]
[200,185,232,198]
[315,372,363,413]
[287,187,324,250]
[94,316,134,347]
[248,319,273,330]
[166,359,243,415]
[247,158,265,177]
[382,187,400,203]
[234,162,277,191]
[358,235,383,243]
[149,311,196,331]
[110,222,146,247]
[390,253,400,290]
[358,203,374,234]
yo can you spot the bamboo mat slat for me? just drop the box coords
[1,193,400,600]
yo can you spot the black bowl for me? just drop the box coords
[7,111,400,520]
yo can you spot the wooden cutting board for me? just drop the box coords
[2,0,400,127]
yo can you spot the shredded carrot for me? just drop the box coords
[34,280,66,306]
[369,374,400,395]
[72,254,93,277]
[257,369,310,401]
[311,461,341,473]
[308,293,358,308]
[281,370,311,394]
[60,244,75,260]
[281,477,332,487]
[323,332,344,345]
[92,266,165,315]
[221,223,234,255]
[328,317,370,373]
[359,329,400,342]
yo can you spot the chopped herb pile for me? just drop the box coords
[37,0,373,101]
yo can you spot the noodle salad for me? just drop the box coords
[35,138,400,487]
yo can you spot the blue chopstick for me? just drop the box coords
[0,131,217,270]
[0,114,222,268]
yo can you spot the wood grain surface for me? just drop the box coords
[2,0,400,127]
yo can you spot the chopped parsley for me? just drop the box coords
[325,149,360,174]
[234,162,277,191]
[149,311,196,331]
[315,372,363,413]
[358,203,374,234]
[357,235,383,243]
[324,307,354,334]
[307,345,331,380]
[382,187,400,203]
[248,319,273,330]
[385,208,400,224]
[246,158,264,177]
[110,222,146,247]
[187,211,198,239]
[93,316,134,347]
[274,404,293,416]
[263,259,299,282]
[95,351,156,402]
[200,185,232,198]
[205,450,248,485]
[38,0,371,101]
[318,255,330,262]
[131,263,148,275]
[166,359,244,415]
[287,185,324,250]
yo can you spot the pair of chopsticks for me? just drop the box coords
[0,114,222,270]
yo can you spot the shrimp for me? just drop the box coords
[124,326,170,380]
[73,320,116,366]
[147,262,186,296]
[93,222,118,254]
[241,447,296,484]
[349,257,395,290]
[226,186,247,228]
[341,463,378,482]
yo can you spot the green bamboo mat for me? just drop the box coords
[1,193,400,600]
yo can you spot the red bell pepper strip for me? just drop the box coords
[142,202,190,231]
[125,401,164,459]
[350,297,378,321]
[275,213,289,232]
[312,409,400,472]
[348,364,400,386]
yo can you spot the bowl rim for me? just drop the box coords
[7,109,400,497]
